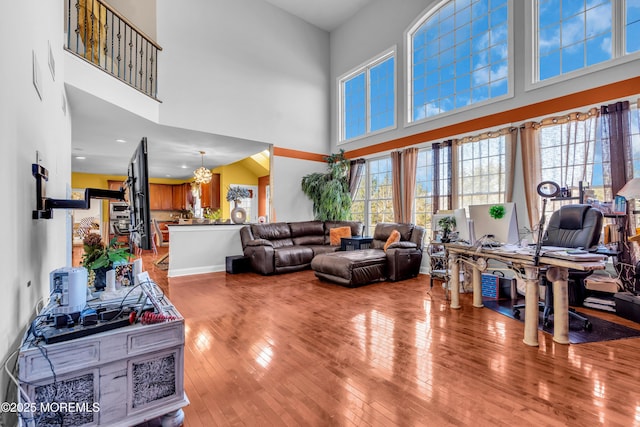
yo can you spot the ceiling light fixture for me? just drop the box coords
[193,151,212,184]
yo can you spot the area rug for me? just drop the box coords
[483,298,640,344]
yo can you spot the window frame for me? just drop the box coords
[526,0,640,91]
[338,47,397,144]
[405,0,514,127]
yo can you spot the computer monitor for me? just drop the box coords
[468,203,519,245]
[126,137,153,251]
[431,208,471,242]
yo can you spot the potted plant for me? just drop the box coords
[81,233,131,290]
[438,216,456,242]
[301,149,352,221]
[489,204,506,220]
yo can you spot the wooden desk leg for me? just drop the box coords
[472,263,484,308]
[450,253,461,309]
[547,266,570,344]
[523,266,540,347]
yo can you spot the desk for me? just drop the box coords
[445,243,606,346]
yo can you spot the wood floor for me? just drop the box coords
[76,247,640,426]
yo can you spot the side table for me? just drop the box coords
[341,236,373,251]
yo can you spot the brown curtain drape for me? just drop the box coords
[520,122,541,230]
[432,141,453,213]
[601,101,635,266]
[402,147,419,223]
[504,127,518,203]
[601,101,632,196]
[391,151,403,223]
[348,159,366,200]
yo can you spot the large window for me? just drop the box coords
[457,135,508,207]
[340,50,396,142]
[535,0,639,82]
[408,0,510,122]
[538,115,599,196]
[350,158,395,232]
[415,145,452,235]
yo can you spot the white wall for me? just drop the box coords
[0,0,72,417]
[156,0,331,153]
[272,157,326,222]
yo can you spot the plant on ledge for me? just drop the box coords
[301,149,352,221]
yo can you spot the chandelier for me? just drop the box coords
[193,151,212,184]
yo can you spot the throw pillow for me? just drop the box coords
[329,226,352,246]
[384,229,401,252]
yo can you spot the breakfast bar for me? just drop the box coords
[167,223,245,277]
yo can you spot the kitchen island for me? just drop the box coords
[167,223,245,277]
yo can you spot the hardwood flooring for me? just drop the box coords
[75,247,640,426]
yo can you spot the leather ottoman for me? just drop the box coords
[311,249,387,287]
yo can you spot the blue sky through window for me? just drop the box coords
[538,0,613,81]
[411,0,509,122]
[343,55,395,141]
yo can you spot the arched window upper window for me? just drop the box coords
[407,0,511,123]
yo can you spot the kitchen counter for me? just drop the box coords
[167,224,245,277]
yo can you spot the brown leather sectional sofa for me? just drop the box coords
[239,221,425,287]
[239,221,363,275]
[311,222,425,287]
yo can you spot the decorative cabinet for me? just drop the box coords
[18,286,187,426]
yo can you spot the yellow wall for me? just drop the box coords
[72,162,265,220]
[212,161,260,215]
[71,172,188,222]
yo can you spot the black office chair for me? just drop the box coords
[513,204,603,330]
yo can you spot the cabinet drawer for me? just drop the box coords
[20,342,100,382]
[128,321,184,354]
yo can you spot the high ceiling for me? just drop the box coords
[264,0,373,31]
[69,0,373,179]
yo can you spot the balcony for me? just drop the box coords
[64,0,161,100]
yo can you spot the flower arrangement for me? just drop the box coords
[226,186,250,203]
[81,234,131,271]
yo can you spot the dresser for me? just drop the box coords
[17,286,188,426]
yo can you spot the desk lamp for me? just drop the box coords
[534,181,561,265]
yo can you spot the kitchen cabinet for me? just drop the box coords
[149,184,173,211]
[172,183,193,211]
[200,174,220,209]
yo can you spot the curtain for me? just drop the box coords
[391,151,402,223]
[601,101,635,266]
[432,141,453,213]
[348,159,365,201]
[402,147,419,223]
[504,127,518,203]
[601,101,632,197]
[520,122,541,230]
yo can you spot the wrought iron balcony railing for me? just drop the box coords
[65,0,162,100]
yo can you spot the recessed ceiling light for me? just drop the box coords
[181,165,188,169]
[116,139,127,143]
[75,156,86,160]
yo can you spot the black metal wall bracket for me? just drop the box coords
[32,163,125,219]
